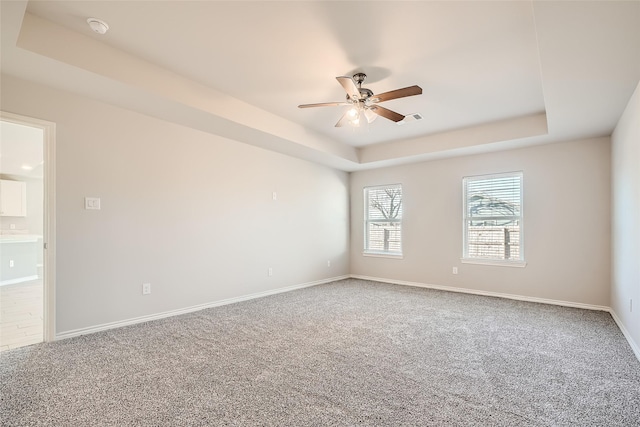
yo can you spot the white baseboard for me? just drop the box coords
[609,309,640,362]
[0,275,39,286]
[350,275,610,311]
[53,273,640,364]
[56,275,349,341]
[351,274,640,362]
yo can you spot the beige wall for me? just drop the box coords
[1,75,350,334]
[351,138,611,306]
[611,81,640,353]
[0,72,625,340]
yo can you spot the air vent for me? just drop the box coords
[397,113,423,125]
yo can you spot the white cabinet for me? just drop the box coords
[0,179,27,217]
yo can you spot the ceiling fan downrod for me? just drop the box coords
[353,72,367,88]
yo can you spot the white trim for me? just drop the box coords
[461,258,527,268]
[0,111,56,343]
[350,275,610,311]
[0,275,39,286]
[55,275,349,341]
[363,252,404,259]
[609,309,640,362]
[43,118,56,343]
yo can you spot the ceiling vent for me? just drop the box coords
[397,113,423,125]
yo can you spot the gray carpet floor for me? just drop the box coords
[1,278,639,426]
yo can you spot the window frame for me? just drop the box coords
[462,172,526,267]
[363,183,403,258]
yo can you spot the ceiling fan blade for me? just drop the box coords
[336,76,361,100]
[371,85,422,103]
[369,105,405,122]
[298,102,350,108]
[335,112,354,127]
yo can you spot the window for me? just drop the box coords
[463,172,524,265]
[364,184,403,256]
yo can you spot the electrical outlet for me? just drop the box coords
[452,267,458,275]
[268,267,273,277]
[142,283,151,295]
[10,224,15,230]
[327,260,331,267]
[272,192,277,201]
[9,259,15,268]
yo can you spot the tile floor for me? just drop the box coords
[0,280,43,351]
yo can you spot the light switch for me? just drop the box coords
[85,197,101,210]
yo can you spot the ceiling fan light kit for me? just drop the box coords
[364,108,378,124]
[299,72,422,128]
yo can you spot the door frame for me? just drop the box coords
[1,111,56,342]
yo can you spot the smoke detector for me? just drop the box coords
[87,18,109,35]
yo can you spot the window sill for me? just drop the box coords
[460,258,527,268]
[363,252,404,260]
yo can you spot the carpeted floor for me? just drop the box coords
[1,279,639,426]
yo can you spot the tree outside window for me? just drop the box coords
[364,184,402,255]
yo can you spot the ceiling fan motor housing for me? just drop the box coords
[346,88,373,103]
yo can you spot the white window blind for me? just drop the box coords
[364,184,402,255]
[463,172,523,262]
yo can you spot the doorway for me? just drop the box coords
[0,112,55,350]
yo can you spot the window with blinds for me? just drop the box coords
[463,172,523,263]
[364,184,403,255]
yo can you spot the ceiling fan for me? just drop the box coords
[298,72,422,127]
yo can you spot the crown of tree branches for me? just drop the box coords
[468,193,517,216]
[370,188,402,220]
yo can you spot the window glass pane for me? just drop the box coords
[466,221,520,260]
[367,187,403,220]
[364,185,402,254]
[367,222,402,253]
[466,175,521,218]
[464,173,523,262]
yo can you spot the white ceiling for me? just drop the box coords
[1,1,639,171]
